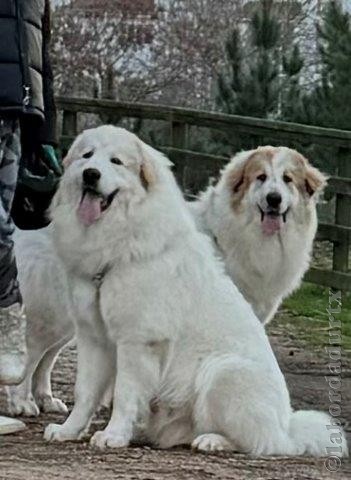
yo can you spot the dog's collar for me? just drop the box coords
[92,264,111,288]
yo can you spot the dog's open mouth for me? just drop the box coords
[77,187,119,227]
[258,206,289,236]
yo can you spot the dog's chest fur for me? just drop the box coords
[52,216,117,282]
[190,197,317,323]
[222,226,312,320]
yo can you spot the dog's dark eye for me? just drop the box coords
[111,157,123,166]
[257,174,267,182]
[283,174,292,183]
[82,151,94,159]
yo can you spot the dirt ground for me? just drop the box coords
[0,323,350,480]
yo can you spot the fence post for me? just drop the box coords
[62,109,78,152]
[170,119,189,188]
[332,147,351,278]
[170,120,188,149]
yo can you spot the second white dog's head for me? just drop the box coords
[217,146,327,236]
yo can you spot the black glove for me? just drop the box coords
[18,144,63,192]
[12,145,63,229]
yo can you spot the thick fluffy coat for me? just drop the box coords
[6,226,73,416]
[41,126,347,457]
[6,145,326,418]
[190,147,327,323]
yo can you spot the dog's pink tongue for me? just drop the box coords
[262,215,281,236]
[77,194,102,226]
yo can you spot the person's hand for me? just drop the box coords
[19,145,63,193]
[41,144,63,176]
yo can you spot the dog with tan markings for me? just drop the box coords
[6,144,326,419]
[190,146,327,324]
[36,126,346,457]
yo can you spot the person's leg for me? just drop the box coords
[0,118,27,435]
[0,118,27,386]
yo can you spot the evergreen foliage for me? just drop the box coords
[216,0,282,119]
[303,0,351,129]
[215,0,307,123]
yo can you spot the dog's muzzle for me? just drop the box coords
[258,206,289,236]
[77,186,119,227]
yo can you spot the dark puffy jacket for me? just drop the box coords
[0,0,57,145]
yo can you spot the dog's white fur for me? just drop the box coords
[6,226,74,416]
[6,141,326,422]
[190,146,327,323]
[29,125,346,457]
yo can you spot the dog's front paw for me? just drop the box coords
[90,429,130,450]
[192,433,231,452]
[44,423,83,442]
[8,397,40,417]
[37,395,68,415]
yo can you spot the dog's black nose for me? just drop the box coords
[83,168,101,186]
[266,192,282,208]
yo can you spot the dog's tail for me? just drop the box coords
[288,410,349,457]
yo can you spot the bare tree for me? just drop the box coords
[51,0,248,106]
[51,0,324,108]
[51,0,156,97]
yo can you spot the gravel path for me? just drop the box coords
[0,323,350,480]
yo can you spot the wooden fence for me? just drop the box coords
[56,96,351,291]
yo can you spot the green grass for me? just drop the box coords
[272,283,351,354]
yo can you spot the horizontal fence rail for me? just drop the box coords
[57,97,351,146]
[56,97,351,291]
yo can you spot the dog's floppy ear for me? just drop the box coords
[62,143,78,169]
[139,161,156,190]
[62,155,71,169]
[226,150,254,194]
[61,147,72,170]
[62,133,85,168]
[230,164,246,193]
[137,139,173,191]
[304,163,328,197]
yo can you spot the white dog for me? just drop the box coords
[6,226,73,416]
[190,146,327,323]
[6,144,326,419]
[40,126,347,457]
